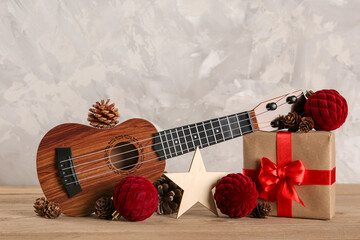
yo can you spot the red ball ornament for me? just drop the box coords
[113,176,158,221]
[304,89,348,131]
[214,173,258,218]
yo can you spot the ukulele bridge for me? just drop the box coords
[56,148,82,198]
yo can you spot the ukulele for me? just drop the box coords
[36,90,305,216]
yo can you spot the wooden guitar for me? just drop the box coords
[37,90,305,216]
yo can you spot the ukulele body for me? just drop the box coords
[36,118,165,217]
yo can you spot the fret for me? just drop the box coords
[196,122,208,148]
[209,120,218,144]
[152,132,167,160]
[158,134,167,160]
[159,131,171,158]
[228,114,242,137]
[201,121,209,144]
[183,125,195,152]
[165,130,176,157]
[211,119,224,143]
[171,128,182,155]
[218,118,226,140]
[174,128,181,150]
[219,117,232,140]
[203,121,215,146]
[190,124,201,148]
[235,114,243,135]
[226,116,234,138]
[176,127,189,154]
[237,112,253,134]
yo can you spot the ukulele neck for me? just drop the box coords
[152,111,255,160]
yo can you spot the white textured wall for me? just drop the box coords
[0,0,359,185]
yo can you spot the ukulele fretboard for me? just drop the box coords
[152,111,254,160]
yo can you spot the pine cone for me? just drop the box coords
[251,202,271,218]
[153,175,183,215]
[299,117,314,133]
[34,197,49,216]
[88,99,120,129]
[95,196,116,219]
[284,112,302,132]
[43,201,61,219]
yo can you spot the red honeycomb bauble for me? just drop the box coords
[113,176,158,221]
[304,89,348,131]
[214,173,258,218]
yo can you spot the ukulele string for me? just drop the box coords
[61,94,301,176]
[60,92,302,166]
[62,115,255,172]
[64,120,257,176]
[60,111,257,168]
[66,124,275,185]
[65,116,280,184]
[61,110,255,163]
[61,93,302,173]
[275,92,292,104]
[62,92,302,164]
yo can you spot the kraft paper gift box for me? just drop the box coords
[243,131,336,220]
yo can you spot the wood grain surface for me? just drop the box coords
[36,119,165,216]
[0,185,359,240]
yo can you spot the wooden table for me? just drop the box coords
[0,185,359,240]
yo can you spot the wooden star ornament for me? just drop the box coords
[165,147,228,218]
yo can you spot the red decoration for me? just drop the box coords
[214,173,258,218]
[259,157,305,206]
[304,89,348,131]
[243,132,336,217]
[113,176,158,221]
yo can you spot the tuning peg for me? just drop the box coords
[286,95,297,104]
[271,119,280,128]
[266,102,277,111]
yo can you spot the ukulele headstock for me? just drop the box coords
[251,90,306,132]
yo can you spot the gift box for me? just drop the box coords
[243,131,336,220]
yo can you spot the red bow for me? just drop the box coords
[259,157,305,206]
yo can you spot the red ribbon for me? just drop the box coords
[259,157,305,206]
[243,132,336,217]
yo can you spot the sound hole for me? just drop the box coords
[110,142,139,171]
